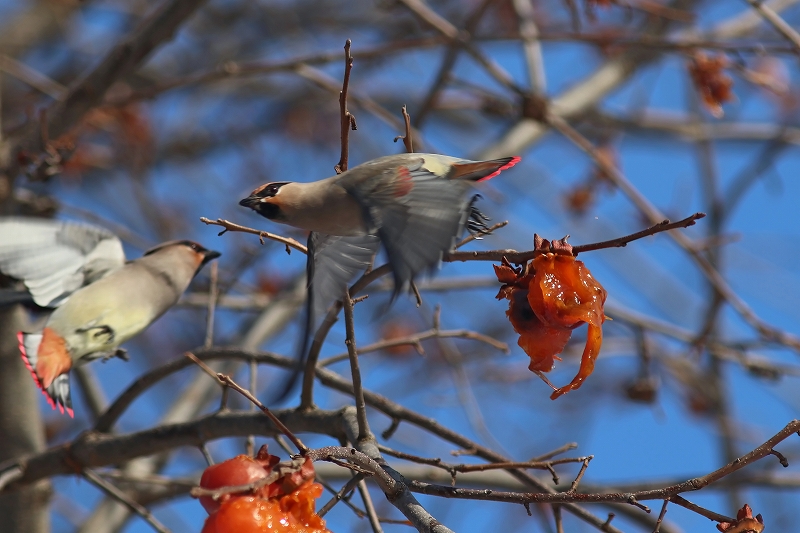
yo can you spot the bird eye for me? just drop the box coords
[255,183,285,198]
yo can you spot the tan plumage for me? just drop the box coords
[0,218,220,416]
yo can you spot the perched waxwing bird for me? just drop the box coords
[0,218,220,417]
[239,153,519,400]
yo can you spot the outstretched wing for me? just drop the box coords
[306,232,380,330]
[341,156,518,298]
[267,232,380,405]
[342,159,472,298]
[0,217,125,307]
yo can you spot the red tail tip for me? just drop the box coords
[18,332,44,390]
[503,156,522,170]
[42,390,56,410]
[477,156,522,182]
[18,331,68,414]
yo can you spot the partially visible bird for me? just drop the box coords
[0,218,221,416]
[239,153,520,398]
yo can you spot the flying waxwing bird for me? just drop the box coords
[239,153,519,399]
[0,218,221,417]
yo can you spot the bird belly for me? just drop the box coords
[288,190,367,236]
[45,269,175,361]
[50,306,154,361]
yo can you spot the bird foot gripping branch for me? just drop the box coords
[495,235,608,399]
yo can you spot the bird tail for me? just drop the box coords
[18,330,74,417]
[448,156,521,182]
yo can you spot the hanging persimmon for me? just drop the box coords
[495,238,607,399]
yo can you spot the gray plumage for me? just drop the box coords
[0,218,125,307]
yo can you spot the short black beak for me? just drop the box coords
[239,196,258,208]
[202,250,221,264]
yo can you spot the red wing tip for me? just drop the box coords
[477,156,522,182]
[66,407,74,418]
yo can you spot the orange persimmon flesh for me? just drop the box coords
[496,253,607,399]
[201,485,329,533]
[198,445,330,533]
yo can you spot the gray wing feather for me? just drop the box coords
[308,233,380,321]
[0,218,125,307]
[344,167,471,297]
[267,232,378,404]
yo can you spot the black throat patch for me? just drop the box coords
[254,202,283,221]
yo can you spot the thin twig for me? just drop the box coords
[317,473,363,517]
[319,326,508,367]
[300,303,341,409]
[531,443,578,462]
[652,499,670,533]
[572,213,706,254]
[669,495,733,523]
[378,444,590,477]
[199,445,214,466]
[445,213,704,263]
[342,290,371,443]
[82,468,171,533]
[511,0,547,94]
[567,456,593,492]
[294,64,412,142]
[742,0,800,53]
[357,477,384,533]
[246,358,257,457]
[0,55,68,100]
[554,504,564,533]
[184,352,308,454]
[204,261,218,349]
[393,105,414,153]
[200,217,307,254]
[410,281,422,307]
[335,39,357,174]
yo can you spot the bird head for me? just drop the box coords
[144,240,221,276]
[239,182,291,220]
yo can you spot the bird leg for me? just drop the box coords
[84,348,129,363]
[106,348,129,362]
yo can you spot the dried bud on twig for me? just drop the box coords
[688,51,734,118]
